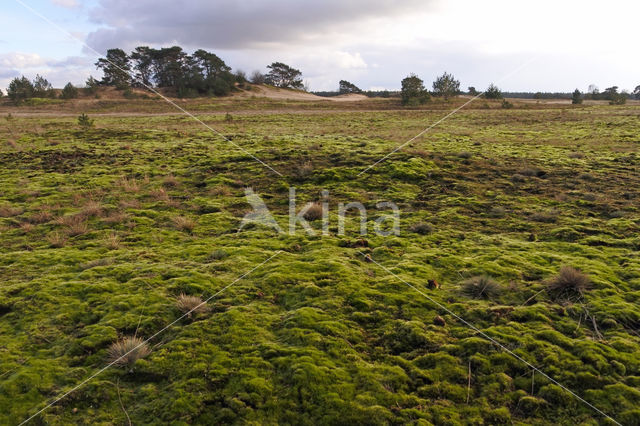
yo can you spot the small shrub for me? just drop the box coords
[77,113,94,129]
[458,151,472,159]
[568,152,585,159]
[224,113,233,122]
[60,82,78,99]
[488,206,506,218]
[501,99,513,109]
[461,275,502,299]
[107,336,151,367]
[303,203,323,221]
[546,266,590,300]
[410,222,433,235]
[176,294,210,317]
[5,113,13,121]
[172,216,195,232]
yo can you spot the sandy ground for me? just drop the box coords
[234,85,369,102]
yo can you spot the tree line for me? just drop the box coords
[93,47,305,97]
[2,46,307,103]
[3,48,639,105]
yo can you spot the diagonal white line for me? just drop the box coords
[358,56,539,176]
[360,252,621,425]
[19,251,283,425]
[13,0,283,177]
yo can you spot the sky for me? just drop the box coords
[1,0,639,93]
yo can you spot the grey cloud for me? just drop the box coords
[0,69,20,79]
[85,0,430,53]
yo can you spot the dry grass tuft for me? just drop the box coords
[162,175,179,187]
[172,216,195,233]
[47,232,67,248]
[19,222,34,234]
[150,188,169,203]
[210,186,232,196]
[103,211,130,224]
[119,177,140,193]
[107,336,151,367]
[119,199,141,209]
[546,266,591,301]
[0,205,23,218]
[105,232,121,250]
[28,210,53,224]
[176,294,210,316]
[461,275,502,299]
[303,203,323,221]
[410,222,433,235]
[60,216,89,237]
[82,200,103,218]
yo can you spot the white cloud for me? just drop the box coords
[0,53,46,69]
[51,0,80,9]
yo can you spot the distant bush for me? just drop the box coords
[85,76,100,95]
[77,113,94,129]
[250,70,266,84]
[7,76,34,104]
[60,82,78,99]
[501,99,513,109]
[432,72,460,100]
[107,336,151,367]
[546,266,590,300]
[235,69,247,84]
[461,275,502,299]
[401,74,430,106]
[571,89,583,104]
[484,83,503,99]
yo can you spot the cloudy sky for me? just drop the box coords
[1,0,639,93]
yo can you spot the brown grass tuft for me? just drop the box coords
[150,187,169,202]
[303,203,323,221]
[461,275,502,299]
[119,199,141,209]
[60,215,89,237]
[210,186,231,196]
[47,232,67,248]
[176,294,210,316]
[107,336,151,367]
[81,200,103,218]
[546,266,590,301]
[162,175,179,187]
[172,216,195,233]
[28,210,53,224]
[105,232,121,250]
[0,205,23,218]
[119,177,140,193]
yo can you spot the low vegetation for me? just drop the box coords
[0,96,639,424]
